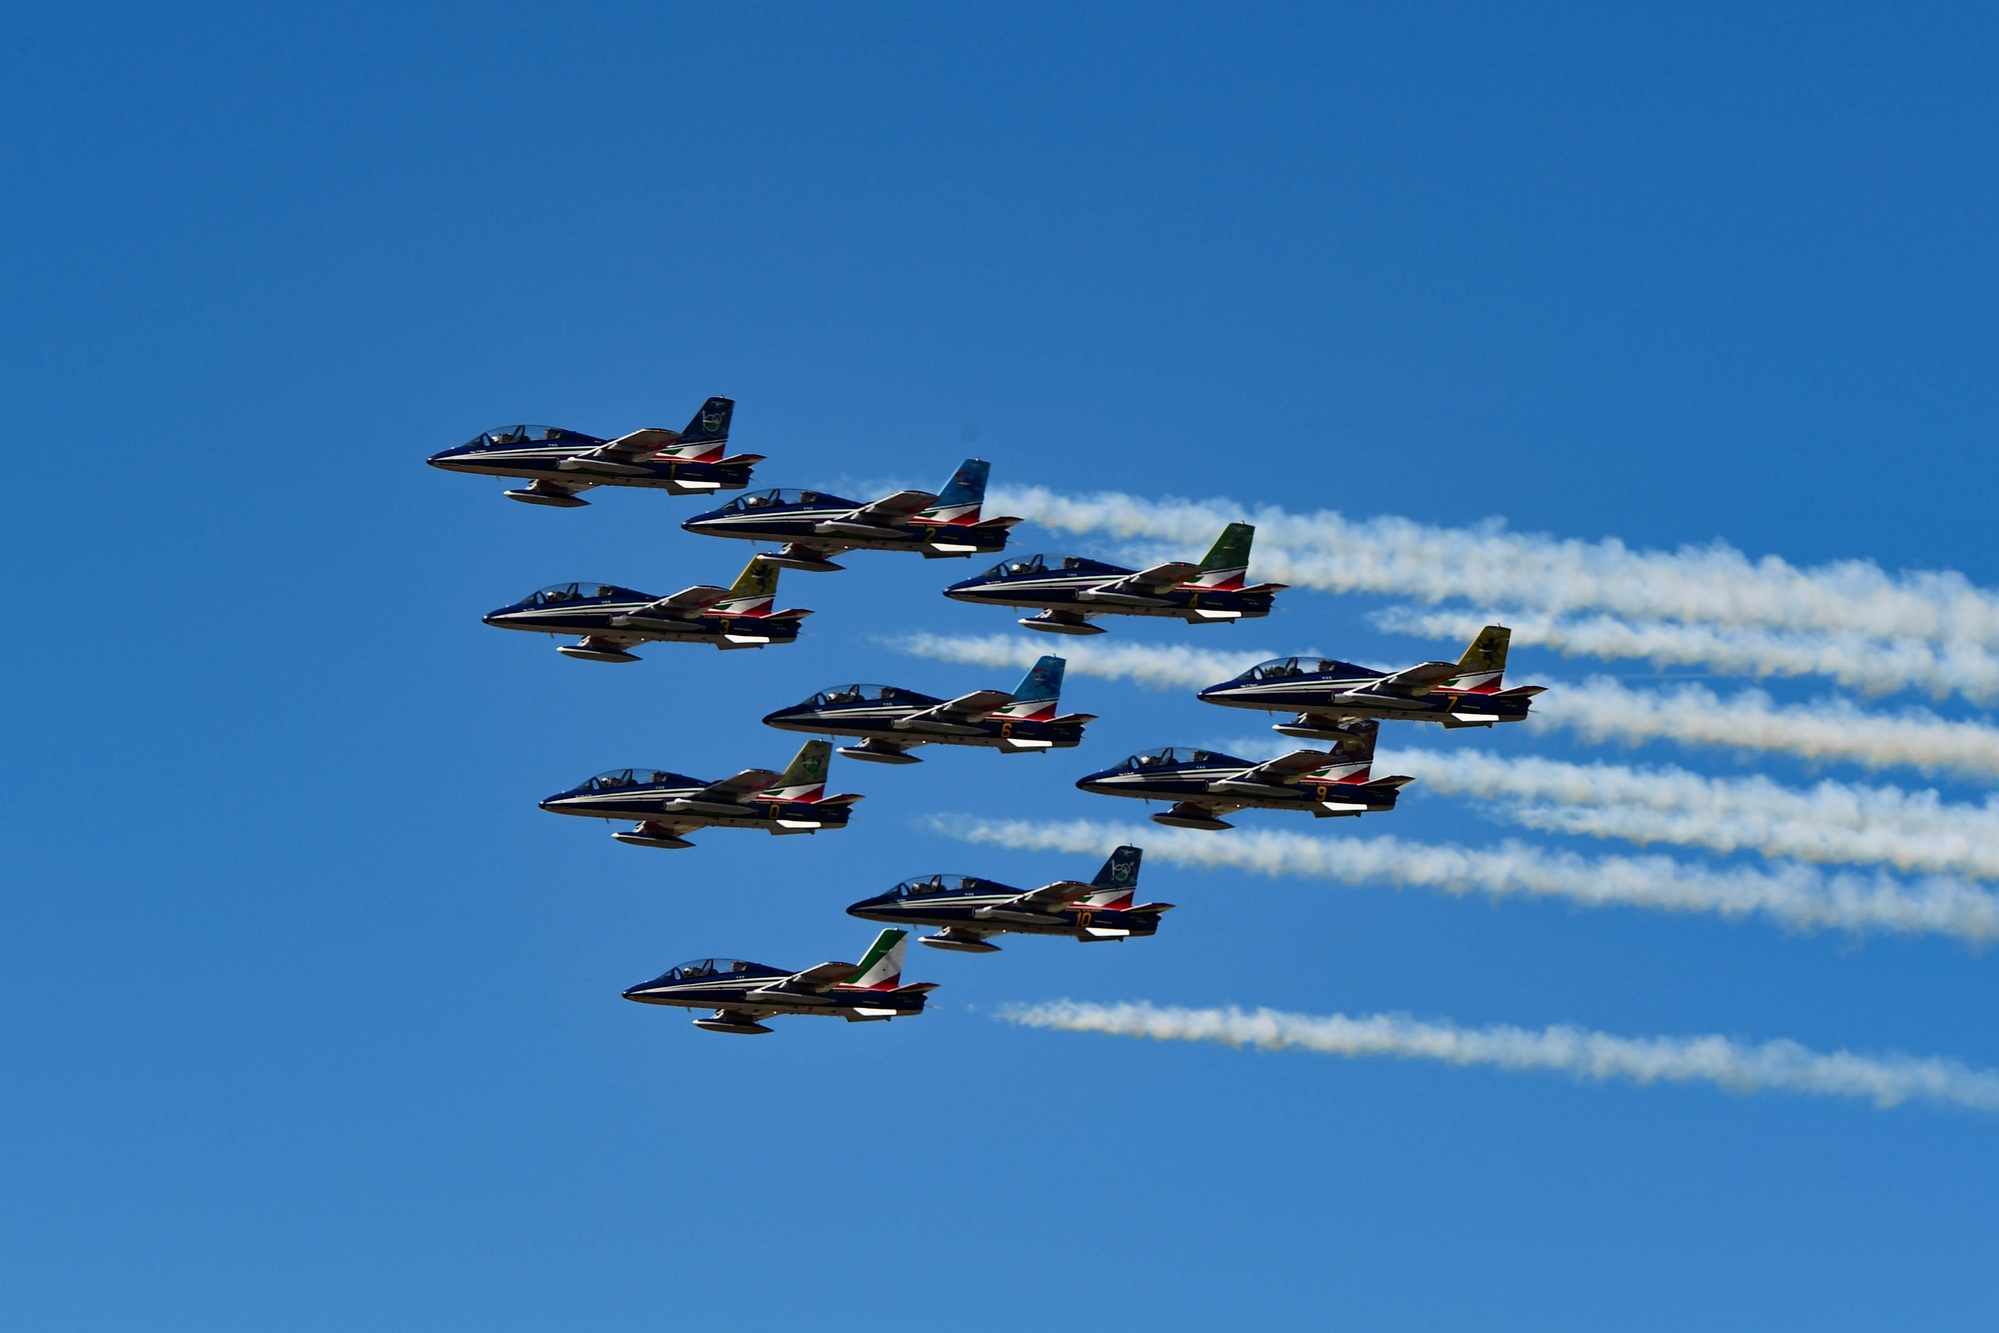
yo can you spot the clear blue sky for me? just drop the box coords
[5,4,1998,1329]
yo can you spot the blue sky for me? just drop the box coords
[5,3,1999,1328]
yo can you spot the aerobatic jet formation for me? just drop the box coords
[622,928,935,1034]
[680,458,1020,571]
[539,740,861,849]
[1075,721,1412,830]
[427,396,760,507]
[483,557,809,661]
[941,522,1285,635]
[1197,625,1545,734]
[761,655,1094,764]
[846,845,1170,951]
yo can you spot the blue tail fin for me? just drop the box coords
[678,396,733,445]
[923,458,990,520]
[1013,655,1065,705]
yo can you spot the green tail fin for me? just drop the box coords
[776,739,831,787]
[1198,522,1255,572]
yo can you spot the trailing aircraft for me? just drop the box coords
[846,845,1170,952]
[538,740,861,849]
[679,458,1020,571]
[622,928,935,1034]
[427,396,761,507]
[940,522,1285,635]
[1197,626,1545,734]
[761,655,1094,764]
[1074,721,1412,830]
[482,557,809,661]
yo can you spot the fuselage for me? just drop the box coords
[943,554,1278,622]
[846,875,1163,940]
[762,686,1085,752]
[483,583,800,647]
[621,960,926,1020]
[539,769,851,834]
[428,426,754,494]
[683,490,1010,557]
[1076,748,1401,815]
[1198,657,1534,725]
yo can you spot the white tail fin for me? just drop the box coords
[760,740,831,802]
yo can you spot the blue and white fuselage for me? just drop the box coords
[483,569,809,662]
[761,656,1093,764]
[1075,737,1411,831]
[846,846,1170,951]
[540,741,861,850]
[623,929,935,1034]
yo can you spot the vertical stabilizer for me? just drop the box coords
[1313,720,1379,783]
[762,739,831,802]
[1451,625,1510,693]
[994,655,1065,720]
[1082,844,1143,908]
[661,396,734,460]
[714,556,778,615]
[844,929,909,989]
[1187,522,1254,589]
[919,458,990,524]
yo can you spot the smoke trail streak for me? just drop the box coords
[932,816,1999,943]
[1529,677,1999,781]
[1001,1001,1999,1112]
[1373,607,1999,703]
[989,485,1999,651]
[890,631,1273,691]
[1377,750,1999,879]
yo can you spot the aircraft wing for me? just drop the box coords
[558,427,681,475]
[688,768,783,804]
[1234,750,1339,785]
[634,584,732,614]
[844,489,939,525]
[1368,661,1459,695]
[1097,561,1201,596]
[758,960,860,994]
[898,690,1015,727]
[1001,879,1096,911]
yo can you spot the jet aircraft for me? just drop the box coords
[622,928,935,1034]
[483,557,809,661]
[539,740,861,849]
[1197,626,1545,734]
[679,458,1020,571]
[761,655,1094,764]
[846,845,1170,951]
[427,396,761,507]
[941,522,1285,635]
[1074,721,1412,830]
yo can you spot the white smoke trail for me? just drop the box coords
[1530,676,1999,781]
[1001,1001,1999,1113]
[891,631,1273,691]
[1377,749,1999,880]
[1372,606,1999,703]
[933,816,1999,943]
[989,485,1999,652]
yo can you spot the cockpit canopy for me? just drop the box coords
[717,487,856,512]
[1122,746,1246,770]
[979,553,1127,579]
[805,683,933,708]
[886,874,990,899]
[1235,656,1366,681]
[523,581,643,606]
[655,957,771,982]
[581,767,700,792]
[463,424,597,448]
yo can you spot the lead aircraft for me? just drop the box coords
[1197,626,1546,734]
[427,396,761,507]
[941,522,1285,635]
[622,928,935,1034]
[680,458,1020,570]
[846,845,1171,951]
[482,557,810,661]
[539,740,861,849]
[761,655,1094,763]
[1074,721,1413,830]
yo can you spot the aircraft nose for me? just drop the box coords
[538,795,561,812]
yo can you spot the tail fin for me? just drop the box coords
[714,556,778,614]
[659,397,734,462]
[1187,522,1253,590]
[993,655,1064,720]
[1451,625,1510,693]
[844,929,909,989]
[1081,844,1142,908]
[920,458,989,524]
[763,739,831,802]
[1315,719,1379,783]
